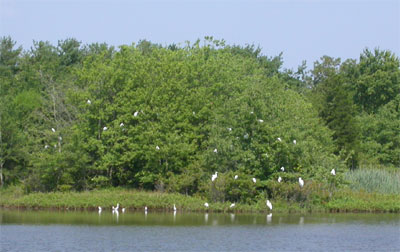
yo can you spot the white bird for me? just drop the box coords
[277,137,282,142]
[173,204,177,212]
[120,122,124,127]
[213,148,218,153]
[54,144,57,148]
[98,206,102,214]
[293,140,297,144]
[193,111,196,115]
[44,145,49,149]
[204,202,209,208]
[51,128,56,132]
[58,136,62,141]
[156,146,160,150]
[258,119,264,123]
[280,166,285,172]
[331,169,336,176]
[103,126,107,131]
[266,200,273,210]
[227,127,232,132]
[122,208,125,213]
[278,176,282,183]
[211,172,218,182]
[134,111,139,117]
[299,177,304,188]
[252,178,256,183]
[250,111,254,114]
[234,175,238,180]
[87,99,91,105]
[244,133,249,139]
[144,206,148,213]
[230,203,235,209]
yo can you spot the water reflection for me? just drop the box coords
[266,213,272,224]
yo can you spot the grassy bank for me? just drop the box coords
[1,186,399,213]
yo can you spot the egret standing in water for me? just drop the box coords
[98,206,102,214]
[173,204,177,212]
[299,177,304,188]
[266,200,273,211]
[331,169,336,176]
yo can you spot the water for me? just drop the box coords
[1,210,399,251]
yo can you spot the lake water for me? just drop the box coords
[1,209,399,251]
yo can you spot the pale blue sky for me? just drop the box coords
[1,0,399,69]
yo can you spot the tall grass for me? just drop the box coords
[345,169,400,194]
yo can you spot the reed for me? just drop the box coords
[345,168,400,194]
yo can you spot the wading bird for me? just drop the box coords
[156,146,160,150]
[134,111,139,117]
[122,208,125,213]
[293,140,297,144]
[331,169,336,176]
[211,172,218,182]
[103,127,107,131]
[258,119,264,123]
[173,204,177,212]
[213,148,218,153]
[299,177,304,188]
[278,176,282,183]
[281,167,285,172]
[98,206,102,214]
[230,203,235,209]
[277,137,282,142]
[87,99,91,105]
[145,206,148,214]
[234,175,238,180]
[51,128,56,132]
[120,122,124,127]
[204,202,209,208]
[252,178,256,183]
[266,200,272,210]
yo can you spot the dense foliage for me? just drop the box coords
[1,36,399,202]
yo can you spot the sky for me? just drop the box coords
[1,0,399,69]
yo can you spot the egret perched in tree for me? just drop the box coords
[281,167,285,172]
[134,111,139,117]
[277,137,282,142]
[193,111,195,115]
[103,126,107,131]
[213,148,218,153]
[211,172,218,181]
[173,204,177,212]
[299,177,304,188]
[204,202,209,208]
[258,119,264,123]
[227,127,232,132]
[266,200,272,210]
[252,178,256,183]
[59,136,62,141]
[44,145,49,149]
[331,169,336,176]
[51,128,56,133]
[230,203,235,209]
[120,122,124,127]
[87,99,91,105]
[244,133,249,139]
[278,176,282,183]
[98,206,102,214]
[234,175,238,180]
[293,140,297,144]
[156,146,160,150]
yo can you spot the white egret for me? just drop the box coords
[280,166,285,172]
[211,172,218,182]
[230,203,235,209]
[145,206,148,214]
[193,111,196,115]
[87,99,91,105]
[252,178,257,183]
[234,175,238,180]
[266,200,273,210]
[156,146,160,150]
[331,169,336,176]
[299,177,304,188]
[250,111,254,114]
[277,137,282,142]
[98,206,102,214]
[51,128,56,132]
[244,133,249,139]
[227,127,232,132]
[103,126,107,131]
[59,136,62,141]
[134,111,139,117]
[213,148,218,153]
[204,202,209,208]
[115,203,119,212]
[278,176,282,183]
[122,208,125,213]
[293,140,297,145]
[258,119,264,123]
[173,204,177,212]
[54,144,57,148]
[120,122,124,127]
[44,145,49,149]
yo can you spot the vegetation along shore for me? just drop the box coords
[0,37,399,213]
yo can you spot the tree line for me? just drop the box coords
[0,36,398,197]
